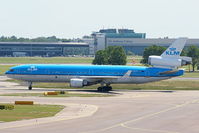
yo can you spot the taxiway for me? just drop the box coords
[0,76,199,133]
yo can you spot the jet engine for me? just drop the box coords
[180,56,192,65]
[148,56,192,68]
[70,78,88,88]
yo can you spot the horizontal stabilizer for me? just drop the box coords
[159,70,178,75]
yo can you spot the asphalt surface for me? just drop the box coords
[0,76,199,133]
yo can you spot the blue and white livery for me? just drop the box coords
[5,38,192,92]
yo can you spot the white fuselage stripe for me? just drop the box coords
[6,74,171,84]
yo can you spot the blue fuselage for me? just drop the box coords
[5,64,183,77]
[5,64,183,84]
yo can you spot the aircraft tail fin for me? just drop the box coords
[161,38,188,58]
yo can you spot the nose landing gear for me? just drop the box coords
[28,82,32,90]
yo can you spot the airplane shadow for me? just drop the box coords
[9,84,174,94]
[8,88,120,94]
[7,88,174,95]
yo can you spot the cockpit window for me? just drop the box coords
[10,69,14,72]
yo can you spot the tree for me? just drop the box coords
[92,46,127,65]
[108,46,127,65]
[92,50,108,65]
[186,45,199,72]
[141,45,166,64]
[181,49,186,56]
[10,36,17,41]
[0,35,76,42]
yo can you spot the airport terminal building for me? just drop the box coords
[83,29,199,55]
[0,42,89,57]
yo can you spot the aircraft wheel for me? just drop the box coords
[98,86,112,92]
[108,86,112,91]
[102,86,110,92]
[28,86,32,90]
[102,87,107,92]
[97,87,102,92]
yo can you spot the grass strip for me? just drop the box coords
[0,104,64,122]
[31,80,199,90]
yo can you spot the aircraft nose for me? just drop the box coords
[5,70,10,75]
[5,69,13,75]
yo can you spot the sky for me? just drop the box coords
[0,0,199,38]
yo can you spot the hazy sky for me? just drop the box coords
[0,0,199,38]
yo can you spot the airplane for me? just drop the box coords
[5,38,192,92]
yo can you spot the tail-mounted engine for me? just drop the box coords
[148,55,192,69]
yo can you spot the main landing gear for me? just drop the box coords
[97,85,112,92]
[28,82,32,90]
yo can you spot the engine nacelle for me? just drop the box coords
[180,56,192,65]
[148,56,185,68]
[70,79,88,88]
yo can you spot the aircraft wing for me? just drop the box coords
[78,76,120,79]
[78,70,132,80]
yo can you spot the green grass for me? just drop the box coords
[109,80,199,90]
[31,80,199,90]
[0,92,113,97]
[0,56,142,64]
[181,72,199,78]
[3,79,199,91]
[0,104,64,122]
[0,57,94,64]
[127,56,143,64]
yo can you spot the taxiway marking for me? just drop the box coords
[83,99,199,133]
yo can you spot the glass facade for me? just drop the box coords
[105,33,146,38]
[97,29,146,39]
[0,43,89,57]
[63,47,89,56]
[123,46,147,55]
